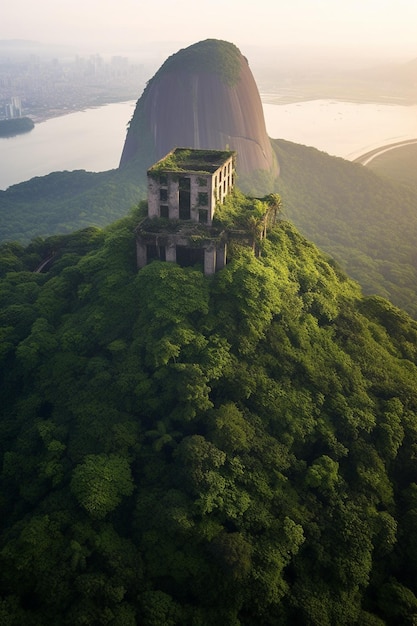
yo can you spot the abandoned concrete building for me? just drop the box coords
[136,148,236,275]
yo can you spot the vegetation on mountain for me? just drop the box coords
[272,138,417,318]
[1,192,417,624]
[0,117,34,137]
[2,134,417,321]
[157,39,243,87]
[364,143,417,191]
[0,168,145,244]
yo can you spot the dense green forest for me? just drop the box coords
[365,143,417,192]
[0,168,144,244]
[2,193,417,624]
[0,117,34,137]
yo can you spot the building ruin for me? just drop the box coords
[136,148,236,275]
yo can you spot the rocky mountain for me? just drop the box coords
[119,39,279,194]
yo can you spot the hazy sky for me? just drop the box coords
[3,0,417,62]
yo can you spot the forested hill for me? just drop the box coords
[2,137,417,318]
[0,167,145,244]
[0,117,34,137]
[272,138,417,318]
[1,195,417,624]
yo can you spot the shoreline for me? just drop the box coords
[260,92,417,107]
[28,92,416,126]
[352,138,417,165]
[29,99,136,125]
[1,98,414,190]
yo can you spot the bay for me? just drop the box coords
[0,101,136,191]
[0,98,416,191]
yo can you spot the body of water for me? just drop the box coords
[0,98,416,191]
[0,101,136,191]
[262,98,417,160]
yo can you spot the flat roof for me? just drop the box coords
[148,148,236,175]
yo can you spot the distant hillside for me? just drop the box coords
[2,200,417,624]
[0,168,145,244]
[272,138,417,318]
[371,57,417,103]
[364,143,417,191]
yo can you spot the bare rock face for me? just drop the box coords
[119,39,279,194]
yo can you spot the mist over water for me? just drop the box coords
[0,98,416,191]
[262,99,417,159]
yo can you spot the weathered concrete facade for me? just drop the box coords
[137,148,236,274]
[135,230,228,275]
[147,148,235,225]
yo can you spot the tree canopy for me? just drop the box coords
[1,196,417,624]
[272,138,417,318]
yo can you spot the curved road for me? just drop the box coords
[353,138,417,166]
[34,253,55,273]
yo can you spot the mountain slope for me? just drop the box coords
[272,138,417,318]
[0,168,145,244]
[365,142,417,191]
[1,198,417,624]
[2,135,417,321]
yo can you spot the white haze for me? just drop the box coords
[2,0,416,70]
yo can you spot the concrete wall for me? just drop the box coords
[212,156,234,205]
[142,151,234,274]
[136,239,147,269]
[147,175,160,218]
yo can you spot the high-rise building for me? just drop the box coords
[5,96,22,119]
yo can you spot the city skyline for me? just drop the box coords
[2,0,417,65]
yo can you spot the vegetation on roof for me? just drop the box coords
[148,148,235,175]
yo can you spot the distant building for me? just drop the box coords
[136,148,236,275]
[5,96,22,119]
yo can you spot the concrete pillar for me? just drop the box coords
[166,244,177,264]
[136,240,147,269]
[204,247,216,275]
[215,243,227,271]
[147,177,159,218]
[168,180,179,220]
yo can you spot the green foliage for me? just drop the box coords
[272,138,417,318]
[365,143,417,191]
[71,454,134,519]
[0,117,34,137]
[305,455,340,494]
[148,148,234,176]
[156,39,242,87]
[0,169,145,244]
[1,198,417,623]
